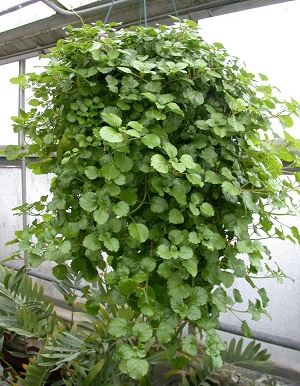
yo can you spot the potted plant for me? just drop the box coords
[3,18,300,384]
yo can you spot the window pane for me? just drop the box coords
[0,62,19,145]
[0,167,22,260]
[57,0,98,10]
[0,2,55,33]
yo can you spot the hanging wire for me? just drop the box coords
[143,0,147,27]
[103,0,115,25]
[139,0,147,27]
[139,0,143,26]
[104,0,178,28]
[171,0,179,18]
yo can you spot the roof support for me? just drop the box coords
[40,0,137,16]
[0,0,39,17]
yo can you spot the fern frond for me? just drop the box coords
[222,338,272,369]
[18,353,57,386]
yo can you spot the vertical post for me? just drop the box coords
[18,59,28,266]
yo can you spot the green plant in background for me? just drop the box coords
[0,266,272,385]
[0,265,58,384]
[3,18,300,383]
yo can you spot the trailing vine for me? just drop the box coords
[4,18,300,379]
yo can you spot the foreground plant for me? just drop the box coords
[4,18,300,380]
[0,265,271,386]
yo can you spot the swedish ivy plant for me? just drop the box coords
[6,18,300,378]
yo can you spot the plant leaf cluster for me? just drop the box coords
[4,18,300,375]
[0,266,273,386]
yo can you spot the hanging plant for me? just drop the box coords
[5,18,300,378]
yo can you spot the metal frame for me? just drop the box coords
[0,1,40,17]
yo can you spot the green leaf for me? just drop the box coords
[113,201,130,217]
[101,164,120,180]
[170,159,186,172]
[107,49,119,59]
[107,183,121,196]
[185,19,198,27]
[163,142,177,158]
[241,320,252,338]
[169,208,184,224]
[221,167,234,180]
[140,257,156,272]
[127,121,143,131]
[178,245,193,260]
[167,102,184,115]
[119,279,136,295]
[105,76,119,92]
[168,229,184,245]
[118,344,134,360]
[52,264,68,280]
[190,286,208,306]
[79,192,98,212]
[132,271,148,282]
[101,112,122,128]
[115,153,133,172]
[212,287,228,312]
[258,287,270,308]
[100,126,123,143]
[93,208,109,225]
[170,298,187,317]
[182,334,198,355]
[151,196,168,213]
[10,74,26,85]
[280,114,293,128]
[186,173,204,186]
[119,188,137,205]
[127,358,149,380]
[158,94,174,105]
[156,321,175,344]
[182,258,198,277]
[63,222,80,238]
[220,271,234,288]
[138,296,156,317]
[200,202,215,217]
[103,236,120,252]
[167,273,191,299]
[258,73,269,81]
[132,323,153,341]
[151,154,169,174]
[83,233,101,251]
[222,181,240,196]
[107,318,129,337]
[141,134,161,149]
[83,359,106,386]
[142,92,157,102]
[189,231,201,244]
[128,223,149,243]
[233,289,243,303]
[156,245,173,260]
[180,154,197,169]
[228,116,245,132]
[205,171,222,184]
[126,129,140,137]
[85,166,100,180]
[28,98,41,106]
[71,257,98,281]
[3,145,21,160]
[146,110,166,120]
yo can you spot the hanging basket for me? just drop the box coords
[8,17,300,382]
